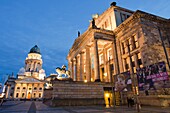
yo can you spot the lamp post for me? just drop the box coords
[126,42,140,112]
[158,27,170,70]
[109,57,116,108]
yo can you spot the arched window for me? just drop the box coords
[16,93,19,98]
[34,93,36,97]
[22,93,25,97]
[39,93,41,98]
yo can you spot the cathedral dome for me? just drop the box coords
[29,45,41,54]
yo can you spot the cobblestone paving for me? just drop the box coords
[0,101,170,113]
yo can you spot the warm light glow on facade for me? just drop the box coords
[105,93,110,98]
[104,73,107,77]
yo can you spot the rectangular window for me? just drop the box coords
[137,53,142,67]
[107,48,113,60]
[120,13,127,22]
[129,38,132,51]
[124,58,129,70]
[134,35,139,48]
[122,42,125,54]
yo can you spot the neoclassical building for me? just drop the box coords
[5,45,45,100]
[67,3,170,83]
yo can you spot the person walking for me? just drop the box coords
[127,97,130,107]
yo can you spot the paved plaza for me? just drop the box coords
[0,101,170,113]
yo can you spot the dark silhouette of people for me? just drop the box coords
[145,90,149,96]
[128,97,134,107]
[127,97,130,107]
[108,98,111,106]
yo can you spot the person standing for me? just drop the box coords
[108,98,111,107]
[127,97,130,107]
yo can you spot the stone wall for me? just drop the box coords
[51,80,106,106]
[43,89,52,99]
[140,17,170,69]
[139,95,170,107]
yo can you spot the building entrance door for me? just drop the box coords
[27,92,31,99]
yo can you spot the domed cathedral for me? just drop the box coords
[23,45,45,80]
[12,45,46,100]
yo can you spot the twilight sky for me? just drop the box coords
[0,0,169,80]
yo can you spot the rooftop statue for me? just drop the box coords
[56,65,71,80]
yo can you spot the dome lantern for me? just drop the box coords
[29,45,41,54]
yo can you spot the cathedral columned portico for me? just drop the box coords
[67,28,115,82]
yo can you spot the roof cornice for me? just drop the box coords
[114,10,170,35]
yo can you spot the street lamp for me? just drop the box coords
[108,57,116,108]
[126,42,140,112]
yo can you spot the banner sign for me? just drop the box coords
[114,71,132,92]
[136,61,169,91]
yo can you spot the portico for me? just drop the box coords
[67,28,118,82]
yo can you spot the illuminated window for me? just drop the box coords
[134,35,139,48]
[99,54,104,64]
[137,53,142,67]
[129,38,132,51]
[107,48,112,60]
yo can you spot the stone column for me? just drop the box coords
[31,83,34,99]
[103,48,108,82]
[74,57,77,81]
[112,41,119,75]
[71,59,74,80]
[5,85,10,98]
[79,52,84,81]
[93,39,100,81]
[30,62,34,71]
[34,62,38,72]
[86,46,91,82]
[20,83,23,98]
[117,40,124,73]
[134,53,139,69]
[25,83,28,99]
